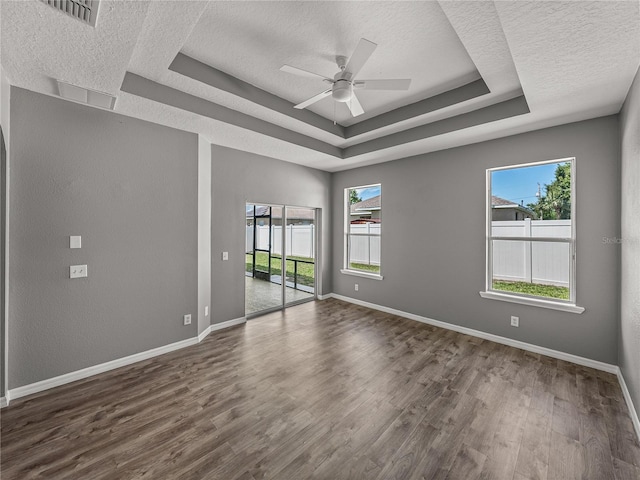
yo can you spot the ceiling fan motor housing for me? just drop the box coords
[332,78,353,102]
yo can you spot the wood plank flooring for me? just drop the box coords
[2,299,639,479]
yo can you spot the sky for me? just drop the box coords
[355,184,381,200]
[491,162,563,206]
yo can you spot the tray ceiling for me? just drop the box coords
[1,1,638,172]
[182,1,480,126]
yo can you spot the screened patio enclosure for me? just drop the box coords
[245,204,317,316]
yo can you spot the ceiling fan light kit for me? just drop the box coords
[281,38,411,118]
[332,79,352,102]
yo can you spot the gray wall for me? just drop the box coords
[1,66,10,398]
[211,145,331,325]
[9,88,198,388]
[620,66,640,421]
[332,116,620,364]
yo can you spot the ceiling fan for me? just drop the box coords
[280,38,411,118]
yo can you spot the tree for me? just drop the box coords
[527,163,571,220]
[349,189,362,204]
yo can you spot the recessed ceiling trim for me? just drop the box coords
[343,95,530,158]
[169,53,345,139]
[170,52,495,142]
[344,78,490,139]
[121,72,530,162]
[120,72,343,158]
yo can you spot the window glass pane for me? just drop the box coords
[348,185,381,232]
[491,161,571,236]
[491,240,570,300]
[347,184,381,273]
[284,207,315,305]
[348,233,380,273]
[489,160,573,301]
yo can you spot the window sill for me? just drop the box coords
[479,291,585,314]
[340,269,383,281]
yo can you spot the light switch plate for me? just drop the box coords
[70,265,87,278]
[222,251,229,261]
[70,236,82,249]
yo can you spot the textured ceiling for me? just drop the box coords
[0,0,149,96]
[1,1,639,172]
[494,1,640,115]
[182,1,479,125]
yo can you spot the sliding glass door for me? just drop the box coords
[245,203,317,317]
[284,206,316,306]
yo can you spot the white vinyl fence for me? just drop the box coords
[247,225,315,259]
[348,224,381,266]
[492,219,571,287]
[247,220,570,286]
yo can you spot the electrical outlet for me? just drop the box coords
[355,283,359,291]
[511,316,519,327]
[70,265,87,278]
[183,314,192,326]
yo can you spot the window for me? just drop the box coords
[481,158,583,313]
[342,184,382,279]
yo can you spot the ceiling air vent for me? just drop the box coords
[40,0,99,27]
[57,81,116,110]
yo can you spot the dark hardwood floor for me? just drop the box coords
[2,299,640,479]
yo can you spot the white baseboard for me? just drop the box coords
[5,316,247,407]
[8,337,199,403]
[198,325,211,343]
[328,293,618,374]
[317,294,331,300]
[617,369,640,443]
[210,316,246,333]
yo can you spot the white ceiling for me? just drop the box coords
[182,1,479,125]
[1,1,638,172]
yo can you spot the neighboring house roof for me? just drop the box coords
[491,195,537,218]
[350,218,381,224]
[350,195,381,214]
[491,195,518,207]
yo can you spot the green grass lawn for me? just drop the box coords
[493,280,569,300]
[246,252,315,287]
[349,262,381,273]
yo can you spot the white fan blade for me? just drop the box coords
[354,79,411,90]
[294,89,332,109]
[280,65,332,81]
[346,93,364,117]
[344,38,377,79]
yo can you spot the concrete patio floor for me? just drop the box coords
[245,275,314,316]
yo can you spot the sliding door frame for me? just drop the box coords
[245,202,318,318]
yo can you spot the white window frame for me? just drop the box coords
[341,183,383,280]
[480,158,584,314]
